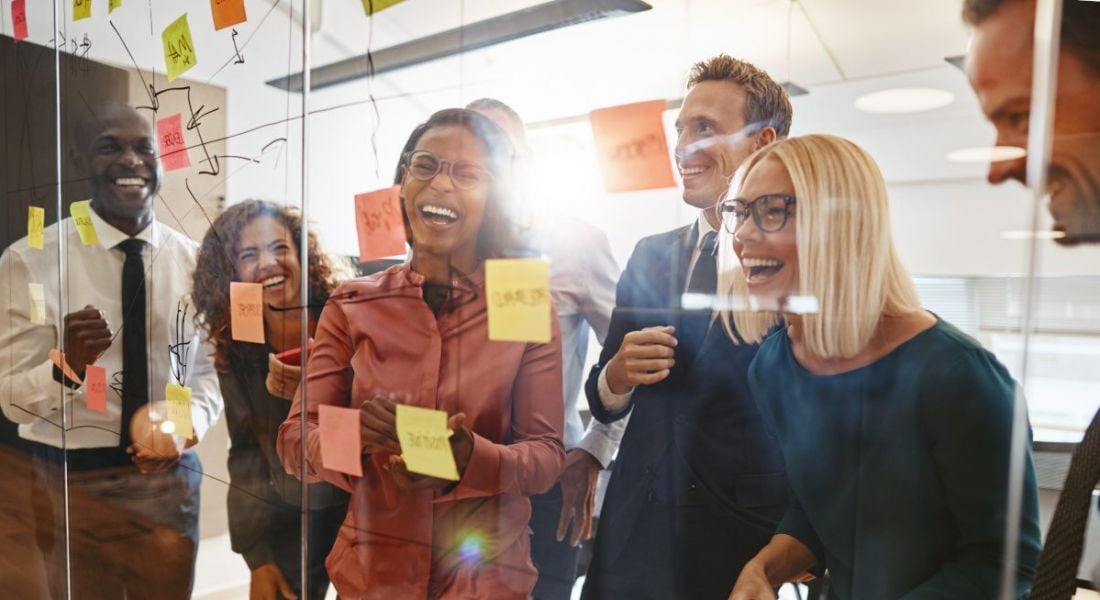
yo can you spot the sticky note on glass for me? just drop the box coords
[485,258,552,343]
[354,185,405,262]
[361,0,406,16]
[28,206,45,249]
[229,281,264,343]
[85,365,107,413]
[13,0,28,40]
[156,113,190,171]
[73,0,91,21]
[395,404,459,481]
[211,0,246,30]
[109,0,120,13]
[162,14,197,81]
[589,100,676,193]
[165,383,193,439]
[70,200,99,246]
[28,283,46,325]
[319,405,363,477]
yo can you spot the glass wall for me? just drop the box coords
[1,0,1098,598]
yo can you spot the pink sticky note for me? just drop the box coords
[229,282,265,344]
[13,0,28,41]
[85,365,107,413]
[156,113,191,172]
[319,405,363,477]
[354,185,405,262]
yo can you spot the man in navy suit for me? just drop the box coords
[581,55,794,599]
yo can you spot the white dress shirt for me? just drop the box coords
[539,214,628,468]
[0,208,222,448]
[597,211,715,413]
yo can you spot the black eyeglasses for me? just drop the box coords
[405,150,493,190]
[716,194,796,234]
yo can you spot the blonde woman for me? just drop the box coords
[719,135,1041,599]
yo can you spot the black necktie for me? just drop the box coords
[682,231,718,349]
[117,238,148,450]
[1029,408,1100,599]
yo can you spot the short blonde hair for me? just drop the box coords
[718,134,921,359]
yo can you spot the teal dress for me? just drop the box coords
[749,319,1041,599]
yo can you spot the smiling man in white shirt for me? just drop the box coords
[0,102,222,599]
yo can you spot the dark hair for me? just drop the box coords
[686,54,793,138]
[397,108,527,260]
[465,98,527,147]
[963,0,1100,76]
[191,200,344,372]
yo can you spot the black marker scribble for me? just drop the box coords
[169,298,192,385]
[231,29,245,64]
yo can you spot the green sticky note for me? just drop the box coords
[69,200,99,246]
[28,206,45,249]
[485,258,552,343]
[109,0,121,13]
[165,383,194,439]
[396,404,459,481]
[162,14,197,81]
[73,0,92,21]
[361,0,406,16]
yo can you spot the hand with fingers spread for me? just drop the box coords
[556,448,601,547]
[604,325,678,395]
[387,412,474,492]
[359,393,401,456]
[62,305,112,375]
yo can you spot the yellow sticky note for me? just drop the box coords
[485,258,552,343]
[28,206,45,249]
[28,283,46,325]
[162,14,197,81]
[69,200,99,246]
[73,0,92,21]
[165,383,194,439]
[109,0,121,12]
[361,0,406,16]
[395,404,459,481]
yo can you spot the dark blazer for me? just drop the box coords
[582,223,788,599]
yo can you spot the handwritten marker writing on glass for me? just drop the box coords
[229,282,265,344]
[485,258,552,343]
[28,206,45,249]
[69,200,99,246]
[319,405,363,477]
[395,404,459,481]
[85,365,107,413]
[165,383,193,439]
[156,114,191,171]
[588,99,677,193]
[211,0,247,30]
[354,185,405,262]
[13,0,28,41]
[73,0,91,21]
[27,283,46,325]
[162,13,198,81]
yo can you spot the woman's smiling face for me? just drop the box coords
[731,157,799,302]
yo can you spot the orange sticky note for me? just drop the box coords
[162,14,197,81]
[211,0,246,30]
[589,100,676,193]
[485,258,552,343]
[48,349,83,385]
[28,206,45,249]
[156,113,191,171]
[85,365,107,413]
[165,383,193,439]
[73,0,91,21]
[13,0,28,41]
[70,200,99,246]
[361,0,406,16]
[395,404,459,481]
[229,282,264,343]
[28,283,46,325]
[354,185,405,261]
[319,405,363,477]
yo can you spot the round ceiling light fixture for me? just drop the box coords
[855,88,955,114]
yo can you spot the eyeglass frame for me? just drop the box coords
[716,193,797,234]
[403,149,494,190]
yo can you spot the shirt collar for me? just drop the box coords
[88,204,160,249]
[695,210,717,250]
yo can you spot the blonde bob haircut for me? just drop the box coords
[718,134,921,359]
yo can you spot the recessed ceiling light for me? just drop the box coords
[855,88,955,114]
[946,146,1027,163]
[1000,230,1066,240]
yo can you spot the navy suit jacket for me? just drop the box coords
[583,223,788,594]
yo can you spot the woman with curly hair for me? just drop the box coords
[192,200,350,600]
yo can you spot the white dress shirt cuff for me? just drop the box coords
[597,367,634,414]
[575,413,629,469]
